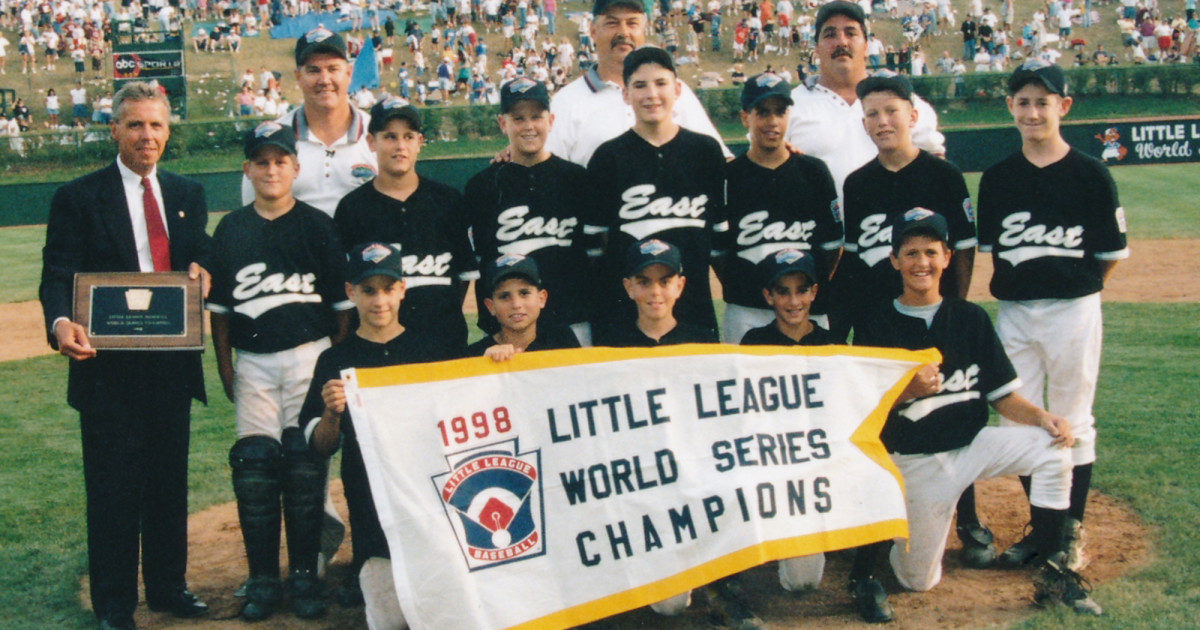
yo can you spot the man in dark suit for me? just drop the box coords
[39,82,212,630]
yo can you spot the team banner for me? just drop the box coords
[345,344,939,630]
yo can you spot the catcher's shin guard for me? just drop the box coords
[229,436,284,581]
[281,427,327,576]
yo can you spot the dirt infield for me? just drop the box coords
[84,476,1150,629]
[10,238,1199,363]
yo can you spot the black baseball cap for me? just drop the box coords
[348,242,405,284]
[622,46,676,84]
[814,1,867,35]
[741,72,793,111]
[368,97,422,134]
[625,238,683,277]
[243,121,297,159]
[856,70,914,101]
[759,248,818,289]
[891,208,949,253]
[483,253,542,293]
[295,26,349,66]
[593,0,646,16]
[1007,59,1068,96]
[500,77,550,113]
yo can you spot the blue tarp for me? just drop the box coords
[350,43,380,93]
[268,10,399,39]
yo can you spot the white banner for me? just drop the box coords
[345,344,939,630]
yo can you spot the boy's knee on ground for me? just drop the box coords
[649,590,692,615]
[778,553,825,591]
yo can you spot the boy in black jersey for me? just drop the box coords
[301,242,454,630]
[723,73,842,344]
[334,98,478,354]
[840,73,990,568]
[855,209,1102,617]
[463,78,595,345]
[467,254,581,359]
[980,61,1128,573]
[210,122,353,621]
[595,238,718,347]
[740,248,836,346]
[585,46,728,340]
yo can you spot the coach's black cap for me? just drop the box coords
[891,208,949,253]
[483,254,542,293]
[348,242,404,284]
[856,70,914,101]
[1007,58,1068,96]
[814,1,867,36]
[500,77,550,113]
[295,26,348,66]
[243,121,297,158]
[759,248,818,289]
[622,46,676,84]
[593,0,646,16]
[625,238,683,277]
[741,72,793,111]
[368,96,422,134]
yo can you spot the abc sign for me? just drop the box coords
[113,54,142,78]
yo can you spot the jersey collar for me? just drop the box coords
[292,104,366,147]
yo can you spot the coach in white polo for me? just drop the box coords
[785,1,944,198]
[545,0,731,166]
[240,27,377,216]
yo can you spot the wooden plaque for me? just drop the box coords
[73,272,204,350]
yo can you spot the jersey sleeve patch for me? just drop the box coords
[1115,206,1127,233]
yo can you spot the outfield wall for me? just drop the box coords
[3,116,1197,227]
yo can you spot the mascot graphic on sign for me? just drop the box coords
[433,439,546,571]
[1095,127,1127,162]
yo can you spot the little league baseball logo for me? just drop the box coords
[433,439,545,571]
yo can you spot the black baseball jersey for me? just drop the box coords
[206,202,352,353]
[334,178,479,352]
[841,150,976,302]
[977,148,1129,301]
[585,128,728,335]
[740,321,838,346]
[464,156,595,334]
[464,325,582,356]
[855,298,1020,455]
[594,320,718,347]
[722,153,842,309]
[298,331,452,560]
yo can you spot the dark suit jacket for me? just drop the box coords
[39,162,210,413]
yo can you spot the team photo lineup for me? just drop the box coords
[38,0,1133,627]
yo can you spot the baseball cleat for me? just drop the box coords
[708,578,765,629]
[1033,553,1102,616]
[1063,518,1089,571]
[956,523,998,569]
[849,577,894,624]
[998,527,1039,568]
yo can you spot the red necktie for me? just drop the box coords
[141,176,171,272]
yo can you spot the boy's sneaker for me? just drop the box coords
[998,525,1039,567]
[956,523,997,568]
[848,576,894,624]
[1063,517,1089,571]
[1033,553,1102,616]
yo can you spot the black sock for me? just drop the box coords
[849,542,889,583]
[1069,463,1093,521]
[1030,505,1067,561]
[955,484,979,527]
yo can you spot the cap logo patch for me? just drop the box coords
[361,243,393,263]
[640,239,671,256]
[496,253,527,268]
[381,96,410,109]
[510,78,538,93]
[305,26,334,43]
[774,249,806,264]
[755,72,782,87]
[253,121,284,138]
[904,207,935,221]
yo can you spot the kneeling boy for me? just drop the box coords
[468,253,581,359]
[854,209,1102,617]
[301,243,457,629]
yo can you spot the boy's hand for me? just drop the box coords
[900,363,941,402]
[1039,411,1075,448]
[323,379,347,415]
[491,145,513,164]
[484,344,519,362]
